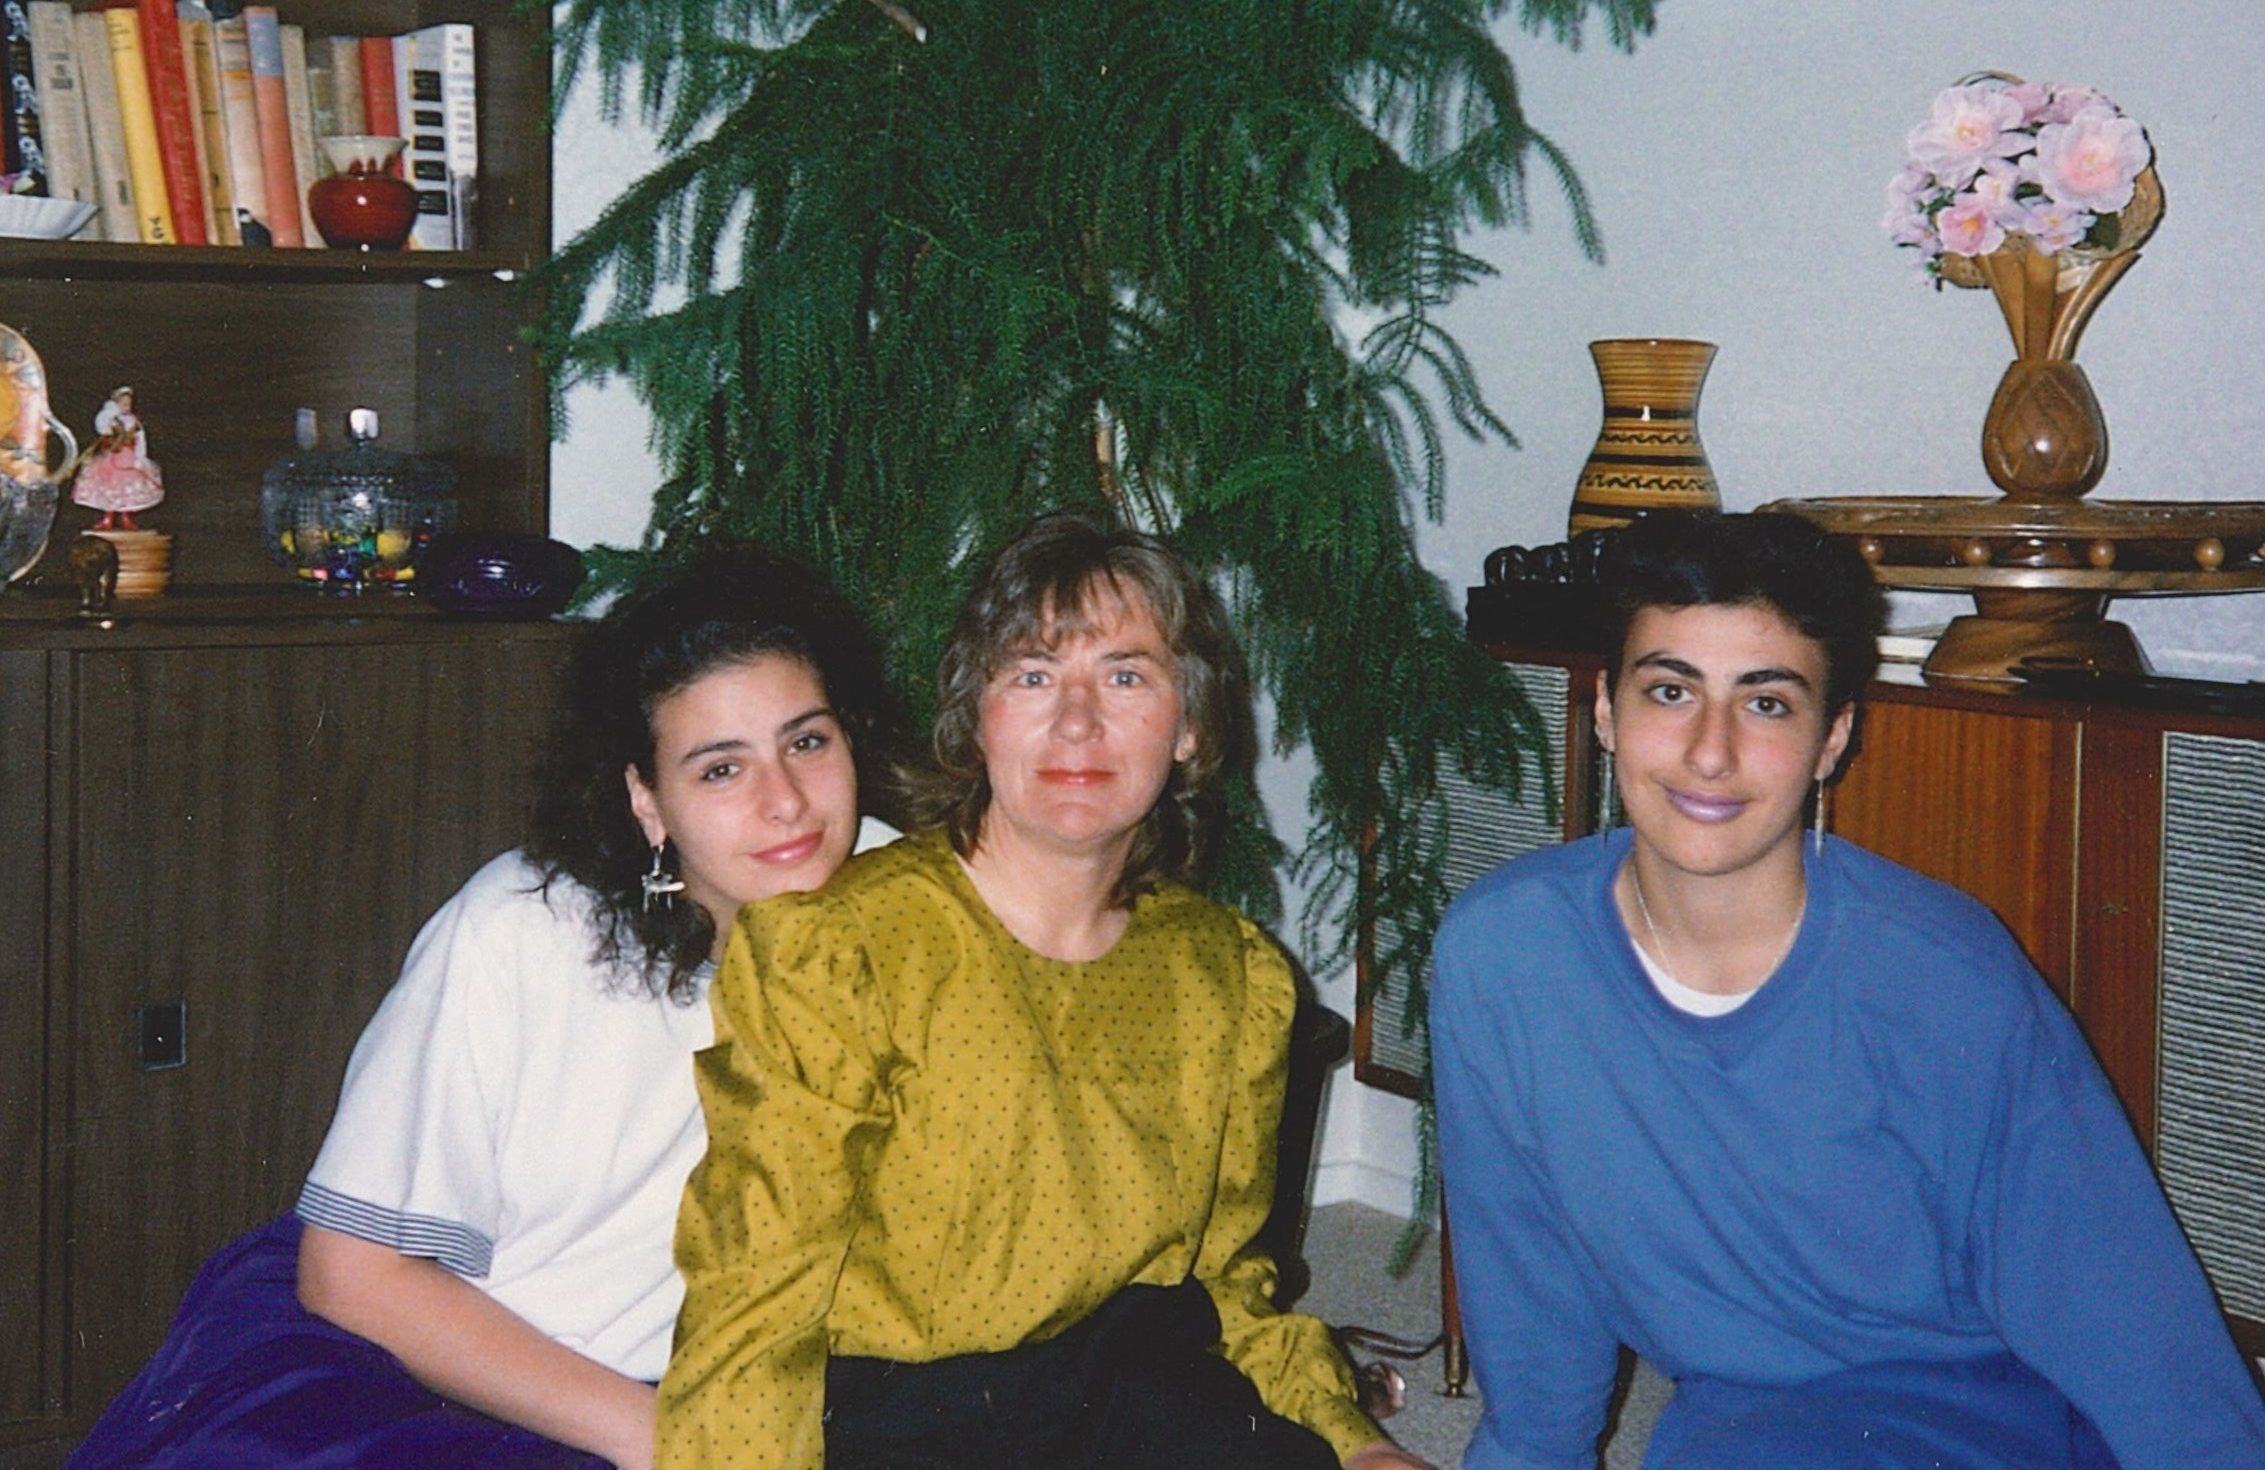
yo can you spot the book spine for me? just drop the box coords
[210,14,265,243]
[178,3,235,245]
[3,0,45,194]
[434,22,474,250]
[278,23,316,244]
[26,2,96,220]
[133,0,206,243]
[323,33,362,136]
[71,9,132,242]
[355,33,395,173]
[101,7,173,242]
[170,2,216,240]
[240,5,299,246]
[398,25,447,250]
[302,31,335,142]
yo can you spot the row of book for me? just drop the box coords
[1,2,477,250]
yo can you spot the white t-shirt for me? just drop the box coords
[299,819,895,1380]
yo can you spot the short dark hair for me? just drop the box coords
[523,546,906,1000]
[1602,510,1885,716]
[919,510,1251,901]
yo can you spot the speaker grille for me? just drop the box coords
[1365,662,1571,1087]
[2158,731,2265,1323]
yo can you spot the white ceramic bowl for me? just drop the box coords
[0,195,98,240]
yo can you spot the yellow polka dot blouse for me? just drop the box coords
[655,830,1380,1469]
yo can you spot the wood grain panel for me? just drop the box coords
[2070,720,2163,1142]
[1828,696,2079,995]
[63,626,571,1417]
[415,276,548,536]
[0,653,56,1429]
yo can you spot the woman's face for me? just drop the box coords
[626,652,860,937]
[974,583,1196,866]
[1596,600,1851,886]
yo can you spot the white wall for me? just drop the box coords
[552,2,2265,1220]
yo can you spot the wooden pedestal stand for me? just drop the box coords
[87,527,172,599]
[1763,495,2265,683]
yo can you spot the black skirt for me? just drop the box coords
[824,1279,1341,1470]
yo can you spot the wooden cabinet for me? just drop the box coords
[1359,646,2265,1373]
[0,15,558,1449]
[1834,675,2265,1358]
[1,0,550,592]
[0,612,575,1465]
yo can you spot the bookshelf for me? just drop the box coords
[0,0,550,594]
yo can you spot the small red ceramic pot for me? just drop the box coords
[308,136,418,251]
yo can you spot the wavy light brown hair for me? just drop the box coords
[919,511,1251,903]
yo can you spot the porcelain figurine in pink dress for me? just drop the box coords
[73,386,164,530]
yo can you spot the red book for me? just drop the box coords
[357,34,401,177]
[133,0,208,243]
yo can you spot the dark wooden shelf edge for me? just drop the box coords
[0,239,540,283]
[0,584,582,649]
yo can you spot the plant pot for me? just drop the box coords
[1568,338,1721,537]
[308,136,418,251]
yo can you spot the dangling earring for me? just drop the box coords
[641,841,686,910]
[1812,777,1828,856]
[1597,746,1617,832]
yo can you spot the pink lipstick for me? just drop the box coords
[1665,789,1749,824]
[752,832,825,865]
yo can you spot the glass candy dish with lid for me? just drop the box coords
[260,408,458,592]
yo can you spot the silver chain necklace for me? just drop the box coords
[1627,861,1805,988]
[1628,863,1675,973]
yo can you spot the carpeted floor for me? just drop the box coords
[1296,1201,1673,1469]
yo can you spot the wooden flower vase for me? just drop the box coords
[1776,169,2265,682]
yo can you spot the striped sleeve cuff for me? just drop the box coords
[295,1180,496,1278]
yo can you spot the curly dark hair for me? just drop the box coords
[1603,509,1887,721]
[917,510,1252,904]
[522,546,906,1001]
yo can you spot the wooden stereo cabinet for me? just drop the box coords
[1358,644,2265,1378]
[0,5,558,1461]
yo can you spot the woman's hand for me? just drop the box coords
[1344,1438,1433,1470]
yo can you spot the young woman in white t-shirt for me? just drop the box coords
[69,549,906,1470]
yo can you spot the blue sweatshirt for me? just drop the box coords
[1431,830,2265,1470]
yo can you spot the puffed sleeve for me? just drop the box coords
[655,891,897,1470]
[1194,916,1382,1462]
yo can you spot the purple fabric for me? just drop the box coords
[66,1216,616,1470]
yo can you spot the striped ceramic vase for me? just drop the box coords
[1567,338,1721,536]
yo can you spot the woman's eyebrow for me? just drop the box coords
[676,737,750,764]
[777,706,837,732]
[1630,651,1813,691]
[1629,651,1701,679]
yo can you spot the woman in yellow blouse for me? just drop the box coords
[657,512,1424,1470]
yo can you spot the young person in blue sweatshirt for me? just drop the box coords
[1431,511,2265,1470]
